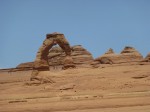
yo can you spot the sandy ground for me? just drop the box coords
[0,64,150,112]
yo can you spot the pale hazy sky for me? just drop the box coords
[0,0,150,68]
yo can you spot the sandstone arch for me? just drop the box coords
[34,32,75,70]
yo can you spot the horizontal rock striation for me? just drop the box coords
[17,62,34,69]
[16,45,94,71]
[95,46,143,64]
[48,45,94,69]
[142,53,150,62]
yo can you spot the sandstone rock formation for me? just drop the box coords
[95,48,115,64]
[145,53,150,61]
[120,46,143,62]
[142,53,150,62]
[17,46,145,71]
[16,45,94,71]
[31,32,75,81]
[14,32,150,73]
[71,45,94,66]
[95,46,143,64]
[48,45,94,69]
[105,48,114,54]
[16,62,34,69]
[34,32,75,70]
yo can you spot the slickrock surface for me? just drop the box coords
[0,64,150,112]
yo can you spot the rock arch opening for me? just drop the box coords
[34,32,75,71]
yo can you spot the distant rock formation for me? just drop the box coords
[142,53,150,62]
[34,32,75,70]
[120,46,143,62]
[14,32,150,73]
[95,48,115,64]
[30,32,76,81]
[105,48,114,54]
[16,46,147,71]
[16,45,93,71]
[48,45,94,69]
[72,45,94,66]
[16,62,34,69]
[145,53,150,61]
[95,46,143,64]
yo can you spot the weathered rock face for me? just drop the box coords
[95,46,143,64]
[15,31,149,72]
[17,62,34,69]
[72,45,94,65]
[145,53,150,61]
[16,45,94,71]
[143,53,150,62]
[105,48,114,54]
[30,32,76,81]
[121,46,141,54]
[48,45,94,69]
[120,46,143,62]
[95,48,115,64]
[34,32,75,70]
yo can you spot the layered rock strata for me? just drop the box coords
[34,32,75,70]
[95,46,143,64]
[142,53,150,62]
[16,45,94,70]
[16,62,34,69]
[48,45,94,69]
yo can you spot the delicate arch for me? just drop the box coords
[34,33,74,70]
